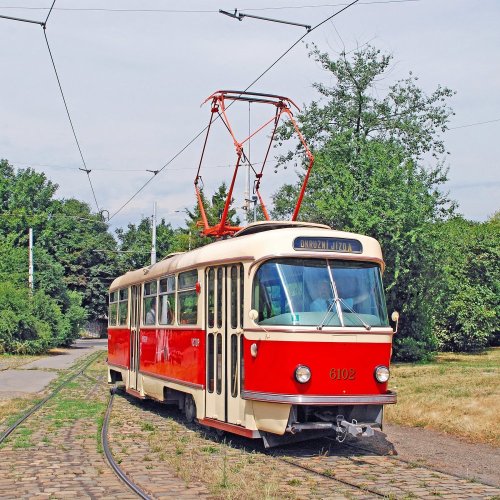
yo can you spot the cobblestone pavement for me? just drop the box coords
[0,355,135,499]
[273,439,500,499]
[110,394,372,499]
[1,352,500,499]
[110,393,500,499]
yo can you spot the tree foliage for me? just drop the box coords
[0,159,112,352]
[430,216,499,351]
[116,216,175,271]
[273,45,457,360]
[170,183,241,252]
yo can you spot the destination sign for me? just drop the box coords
[293,236,363,254]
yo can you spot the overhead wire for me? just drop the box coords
[42,29,100,213]
[449,118,500,130]
[108,0,360,221]
[0,1,423,14]
[0,0,101,214]
[6,159,258,172]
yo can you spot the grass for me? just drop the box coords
[12,426,33,449]
[386,348,500,445]
[44,398,106,428]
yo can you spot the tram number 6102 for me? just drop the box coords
[329,368,356,380]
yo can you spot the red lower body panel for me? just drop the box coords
[139,328,205,388]
[108,328,130,369]
[243,340,392,396]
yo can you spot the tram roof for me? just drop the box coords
[109,222,384,291]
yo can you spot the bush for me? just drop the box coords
[0,281,82,354]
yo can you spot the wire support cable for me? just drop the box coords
[0,1,101,214]
[108,0,359,221]
[0,1,422,14]
[43,29,100,213]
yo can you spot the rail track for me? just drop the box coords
[102,388,152,499]
[0,350,103,445]
[0,350,152,499]
[3,361,499,499]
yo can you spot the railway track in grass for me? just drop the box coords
[102,388,152,499]
[96,390,500,499]
[0,350,103,445]
[0,351,150,499]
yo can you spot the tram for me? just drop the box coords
[107,90,397,446]
[107,221,397,447]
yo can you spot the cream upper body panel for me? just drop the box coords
[109,224,384,292]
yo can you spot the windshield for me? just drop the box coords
[252,258,389,328]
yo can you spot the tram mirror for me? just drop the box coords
[391,311,400,334]
[249,309,259,321]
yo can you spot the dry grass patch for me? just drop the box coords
[0,354,41,371]
[386,348,499,444]
[144,421,304,498]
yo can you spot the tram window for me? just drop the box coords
[230,334,238,397]
[143,281,157,325]
[159,276,175,325]
[179,270,197,289]
[216,268,223,328]
[118,288,128,326]
[231,266,237,330]
[216,333,222,395]
[207,333,214,393]
[108,291,118,326]
[240,265,244,328]
[178,270,198,325]
[252,258,389,327]
[109,303,118,326]
[207,268,215,329]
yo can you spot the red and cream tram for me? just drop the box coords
[107,221,397,447]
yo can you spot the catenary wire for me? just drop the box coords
[108,0,360,221]
[7,159,273,172]
[0,1,102,214]
[449,118,500,130]
[44,0,56,24]
[43,29,100,213]
[0,1,423,14]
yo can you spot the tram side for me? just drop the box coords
[107,224,397,446]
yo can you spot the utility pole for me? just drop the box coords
[151,202,157,265]
[28,228,34,293]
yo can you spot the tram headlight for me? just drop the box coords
[295,365,311,384]
[374,365,390,383]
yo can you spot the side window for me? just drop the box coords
[178,270,198,325]
[231,266,238,329]
[207,268,215,329]
[159,276,175,325]
[108,291,118,326]
[143,281,157,325]
[118,288,129,326]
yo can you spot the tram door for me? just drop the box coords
[129,284,141,390]
[205,265,244,424]
[226,264,245,425]
[205,267,226,420]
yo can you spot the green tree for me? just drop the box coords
[171,183,241,252]
[116,216,175,271]
[0,159,116,333]
[37,198,119,320]
[430,216,499,351]
[273,45,456,360]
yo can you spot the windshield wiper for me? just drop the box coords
[337,297,371,331]
[317,300,338,331]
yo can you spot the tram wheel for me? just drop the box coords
[184,394,196,423]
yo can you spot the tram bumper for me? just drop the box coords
[286,418,374,438]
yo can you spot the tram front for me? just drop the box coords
[243,228,397,447]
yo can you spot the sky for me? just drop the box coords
[1,0,499,233]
